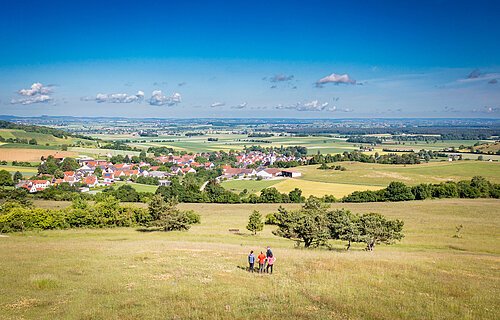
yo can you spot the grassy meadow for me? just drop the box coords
[0,165,38,177]
[294,161,500,186]
[114,181,159,193]
[1,199,499,319]
[222,161,500,197]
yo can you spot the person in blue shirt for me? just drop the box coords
[266,246,273,258]
[248,250,255,272]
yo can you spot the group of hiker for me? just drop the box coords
[248,246,276,274]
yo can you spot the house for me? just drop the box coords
[281,169,302,178]
[103,172,115,183]
[158,179,171,186]
[181,167,196,174]
[148,171,169,179]
[171,167,183,175]
[18,180,51,193]
[204,162,215,169]
[223,168,257,178]
[256,168,282,179]
[83,175,98,187]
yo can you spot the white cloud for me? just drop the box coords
[316,73,356,87]
[11,94,51,105]
[210,102,225,108]
[275,100,340,112]
[95,91,145,103]
[11,82,53,105]
[149,91,181,106]
[18,82,52,96]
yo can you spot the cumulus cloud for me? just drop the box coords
[315,73,356,87]
[11,95,52,105]
[18,82,52,96]
[11,82,53,105]
[94,91,145,103]
[270,74,294,82]
[210,102,225,108]
[149,91,181,106]
[231,102,247,109]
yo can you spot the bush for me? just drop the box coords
[185,210,201,224]
[0,197,151,233]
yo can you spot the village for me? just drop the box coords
[15,150,303,193]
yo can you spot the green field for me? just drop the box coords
[0,129,91,147]
[222,179,281,194]
[0,199,499,319]
[114,181,159,193]
[221,161,500,197]
[92,132,490,156]
[0,165,38,177]
[295,161,500,186]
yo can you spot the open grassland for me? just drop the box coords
[1,199,498,319]
[0,148,77,162]
[0,165,38,177]
[295,161,500,186]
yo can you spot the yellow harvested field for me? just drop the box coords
[0,148,77,162]
[273,178,382,197]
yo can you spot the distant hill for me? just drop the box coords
[0,120,97,147]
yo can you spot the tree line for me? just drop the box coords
[0,194,199,233]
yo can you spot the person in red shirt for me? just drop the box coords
[257,251,266,273]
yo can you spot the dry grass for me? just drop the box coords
[0,199,499,319]
[272,179,382,197]
[0,148,77,162]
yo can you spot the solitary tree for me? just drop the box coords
[147,195,193,231]
[246,210,264,235]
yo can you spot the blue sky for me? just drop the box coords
[0,0,499,118]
